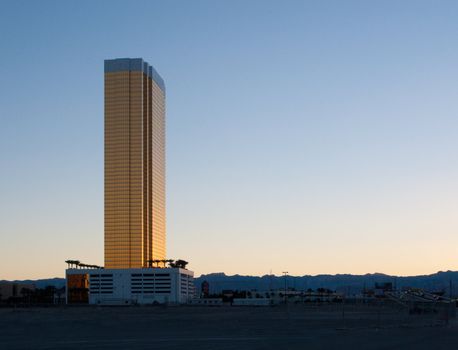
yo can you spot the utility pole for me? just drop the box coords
[282,271,288,304]
[269,269,272,291]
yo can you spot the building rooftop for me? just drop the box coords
[104,58,165,93]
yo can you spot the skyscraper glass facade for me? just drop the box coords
[104,58,166,268]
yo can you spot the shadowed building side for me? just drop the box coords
[104,58,166,268]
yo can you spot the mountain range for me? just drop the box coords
[3,271,458,295]
[194,271,458,295]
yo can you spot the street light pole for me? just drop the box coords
[282,271,288,304]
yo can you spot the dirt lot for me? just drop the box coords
[1,304,457,349]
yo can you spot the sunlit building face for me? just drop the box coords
[104,58,166,268]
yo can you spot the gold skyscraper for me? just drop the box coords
[104,58,166,268]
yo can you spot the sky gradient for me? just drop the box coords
[1,0,458,279]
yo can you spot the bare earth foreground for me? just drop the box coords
[1,305,458,349]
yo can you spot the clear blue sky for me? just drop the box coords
[1,0,458,279]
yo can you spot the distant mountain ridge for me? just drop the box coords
[194,271,458,295]
[0,278,66,289]
[4,271,458,295]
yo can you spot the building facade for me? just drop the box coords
[65,58,194,305]
[104,58,166,268]
[66,268,194,305]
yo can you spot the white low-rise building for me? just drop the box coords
[66,268,194,305]
[232,298,272,306]
[189,298,223,306]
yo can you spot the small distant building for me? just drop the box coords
[375,282,393,291]
[374,282,393,297]
[190,298,223,306]
[201,280,209,297]
[232,298,272,306]
[66,268,194,305]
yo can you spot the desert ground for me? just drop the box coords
[1,304,457,349]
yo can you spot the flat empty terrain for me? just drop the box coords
[1,304,457,349]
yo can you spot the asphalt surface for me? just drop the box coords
[1,304,457,349]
